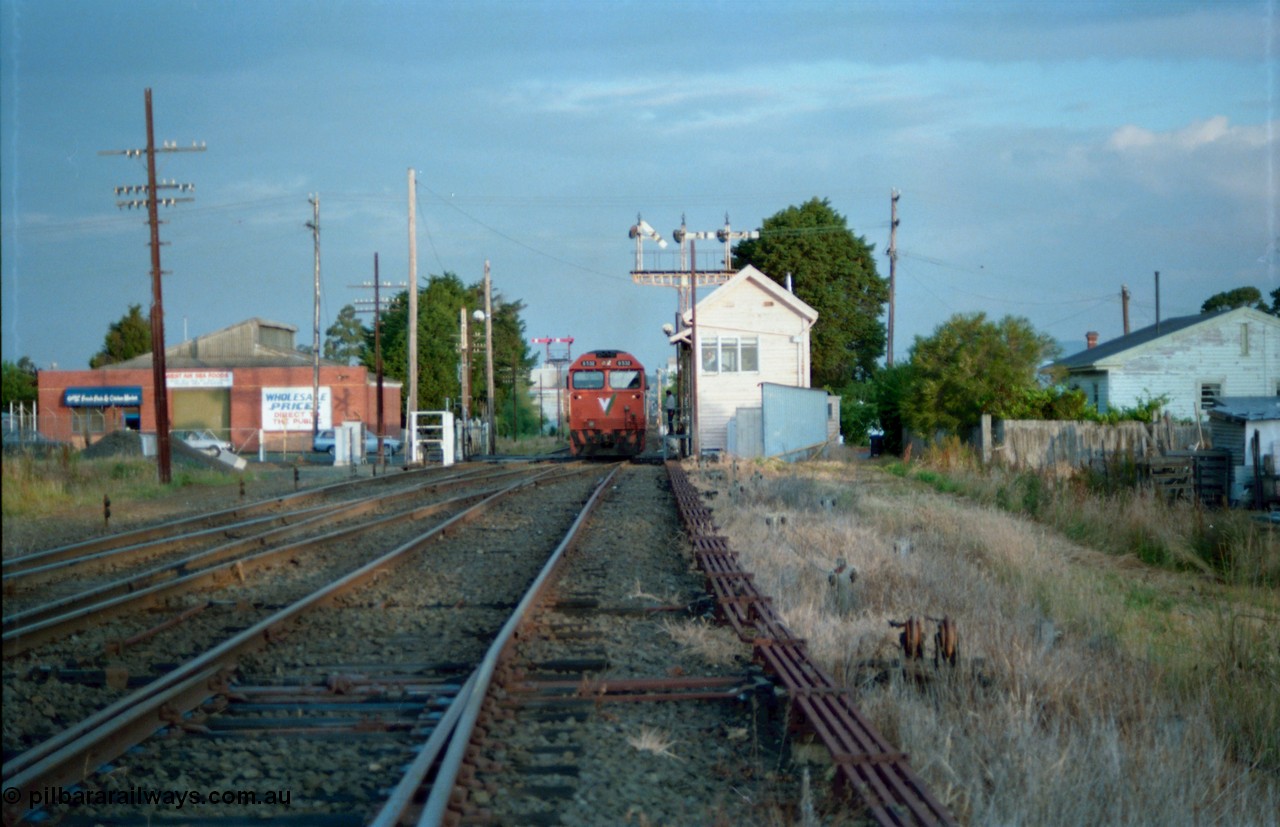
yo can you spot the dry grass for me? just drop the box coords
[626,726,683,761]
[660,618,743,666]
[691,456,1279,826]
[2,452,249,521]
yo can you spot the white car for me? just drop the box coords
[312,429,402,456]
[175,429,234,456]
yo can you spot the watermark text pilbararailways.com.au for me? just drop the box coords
[4,785,292,810]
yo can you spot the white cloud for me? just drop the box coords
[1107,115,1271,152]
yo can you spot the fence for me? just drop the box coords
[975,416,1206,473]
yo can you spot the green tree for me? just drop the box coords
[1,357,38,405]
[370,273,535,425]
[733,198,887,386]
[1269,287,1280,316]
[324,304,367,365]
[1201,286,1264,314]
[902,313,1057,436]
[871,363,914,455]
[90,304,151,368]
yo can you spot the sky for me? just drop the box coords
[2,0,1277,379]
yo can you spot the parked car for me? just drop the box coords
[311,429,402,456]
[175,429,234,456]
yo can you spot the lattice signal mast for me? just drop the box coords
[532,337,574,436]
[531,336,574,366]
[630,213,759,314]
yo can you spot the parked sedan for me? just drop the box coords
[175,429,234,456]
[311,429,402,456]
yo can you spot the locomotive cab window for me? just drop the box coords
[572,371,605,390]
[609,370,642,390]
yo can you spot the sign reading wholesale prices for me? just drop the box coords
[261,387,332,431]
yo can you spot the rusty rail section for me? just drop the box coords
[666,461,957,827]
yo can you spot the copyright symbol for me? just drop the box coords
[2,787,20,804]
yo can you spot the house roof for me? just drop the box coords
[677,264,818,329]
[1055,306,1267,370]
[1207,397,1280,423]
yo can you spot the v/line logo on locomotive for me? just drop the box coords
[566,349,648,458]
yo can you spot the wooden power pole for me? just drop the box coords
[887,189,900,368]
[100,89,204,484]
[307,194,321,438]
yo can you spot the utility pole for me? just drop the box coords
[350,256,399,465]
[306,195,321,438]
[1121,284,1131,335]
[407,169,419,437]
[1155,271,1161,334]
[887,189,900,368]
[100,88,204,484]
[484,260,496,455]
[690,241,700,459]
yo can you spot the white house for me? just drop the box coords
[668,264,819,455]
[1055,306,1280,420]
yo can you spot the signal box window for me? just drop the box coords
[572,371,604,390]
[609,370,642,390]
[701,336,760,374]
[720,337,740,372]
[701,340,719,372]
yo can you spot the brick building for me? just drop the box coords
[37,318,400,453]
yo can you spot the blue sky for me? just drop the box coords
[3,0,1276,378]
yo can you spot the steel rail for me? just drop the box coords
[412,465,622,827]
[665,461,957,827]
[4,465,546,633]
[1,465,573,819]
[0,463,478,577]
[1,464,507,583]
[1,487,498,657]
[4,461,593,659]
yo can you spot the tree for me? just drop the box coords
[733,198,888,387]
[902,313,1057,436]
[369,273,536,425]
[324,304,367,365]
[871,363,914,455]
[1201,286,1264,314]
[1,357,38,405]
[90,304,151,368]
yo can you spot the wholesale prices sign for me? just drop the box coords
[261,387,332,431]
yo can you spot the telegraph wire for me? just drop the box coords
[415,179,628,283]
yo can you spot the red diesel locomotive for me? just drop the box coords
[566,350,647,457]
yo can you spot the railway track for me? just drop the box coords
[2,465,543,655]
[2,461,955,826]
[3,462,604,824]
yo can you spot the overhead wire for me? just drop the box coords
[415,179,628,283]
